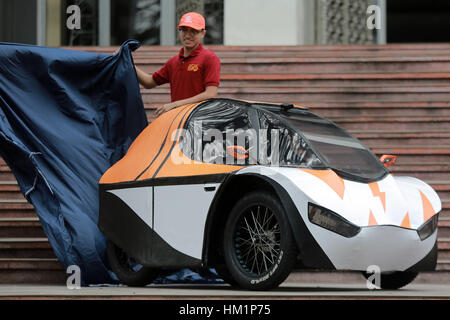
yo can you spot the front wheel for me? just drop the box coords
[107,240,159,287]
[361,271,419,290]
[223,191,297,291]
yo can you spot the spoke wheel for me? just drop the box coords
[223,191,297,290]
[235,205,281,276]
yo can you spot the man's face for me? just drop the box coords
[178,26,206,49]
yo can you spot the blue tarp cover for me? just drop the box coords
[0,40,148,284]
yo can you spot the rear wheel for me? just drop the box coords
[361,271,419,290]
[223,191,297,290]
[107,240,159,287]
[214,264,238,286]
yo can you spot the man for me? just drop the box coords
[134,12,220,117]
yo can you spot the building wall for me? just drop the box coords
[0,0,448,46]
[0,0,38,45]
[224,0,315,46]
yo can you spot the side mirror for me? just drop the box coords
[379,154,397,167]
[227,145,249,160]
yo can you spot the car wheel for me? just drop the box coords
[214,264,238,286]
[361,271,419,290]
[107,240,159,287]
[223,191,297,290]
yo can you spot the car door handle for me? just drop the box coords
[204,184,216,192]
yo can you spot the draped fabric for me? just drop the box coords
[0,40,147,284]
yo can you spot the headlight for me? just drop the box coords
[417,214,439,241]
[308,203,361,238]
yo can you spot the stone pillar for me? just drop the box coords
[37,0,47,46]
[98,0,111,46]
[316,0,377,45]
[160,0,176,45]
[46,0,61,46]
[297,0,316,45]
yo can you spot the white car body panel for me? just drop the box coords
[108,187,153,228]
[108,183,219,260]
[153,183,219,259]
[236,166,441,271]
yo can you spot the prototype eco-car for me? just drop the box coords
[98,98,441,290]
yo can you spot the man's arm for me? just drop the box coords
[154,86,218,117]
[135,66,158,89]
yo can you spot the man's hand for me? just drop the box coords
[155,103,178,117]
[153,86,218,118]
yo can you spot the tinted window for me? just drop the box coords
[277,110,388,181]
[182,100,257,165]
[258,111,324,167]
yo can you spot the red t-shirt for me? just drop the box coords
[152,44,221,102]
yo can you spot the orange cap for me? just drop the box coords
[178,12,205,31]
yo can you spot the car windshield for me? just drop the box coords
[254,105,388,181]
[258,110,325,168]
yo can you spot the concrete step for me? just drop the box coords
[310,101,450,117]
[0,183,24,199]
[387,164,450,181]
[0,258,65,284]
[145,100,450,116]
[437,238,450,266]
[217,73,450,88]
[438,220,450,239]
[370,146,450,159]
[140,86,450,104]
[144,101,450,111]
[220,79,450,89]
[0,218,46,238]
[355,132,450,146]
[285,270,450,285]
[337,120,450,132]
[0,201,35,219]
[0,258,63,271]
[0,165,17,181]
[135,56,450,74]
[68,43,450,55]
[1,260,449,284]
[0,238,55,259]
[126,45,450,59]
[431,183,450,200]
[440,202,450,219]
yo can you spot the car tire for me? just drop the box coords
[107,239,159,287]
[214,264,238,286]
[223,191,297,291]
[361,271,419,290]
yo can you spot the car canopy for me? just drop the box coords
[253,104,388,182]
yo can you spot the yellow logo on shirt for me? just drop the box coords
[187,64,199,72]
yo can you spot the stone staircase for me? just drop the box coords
[0,44,449,283]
